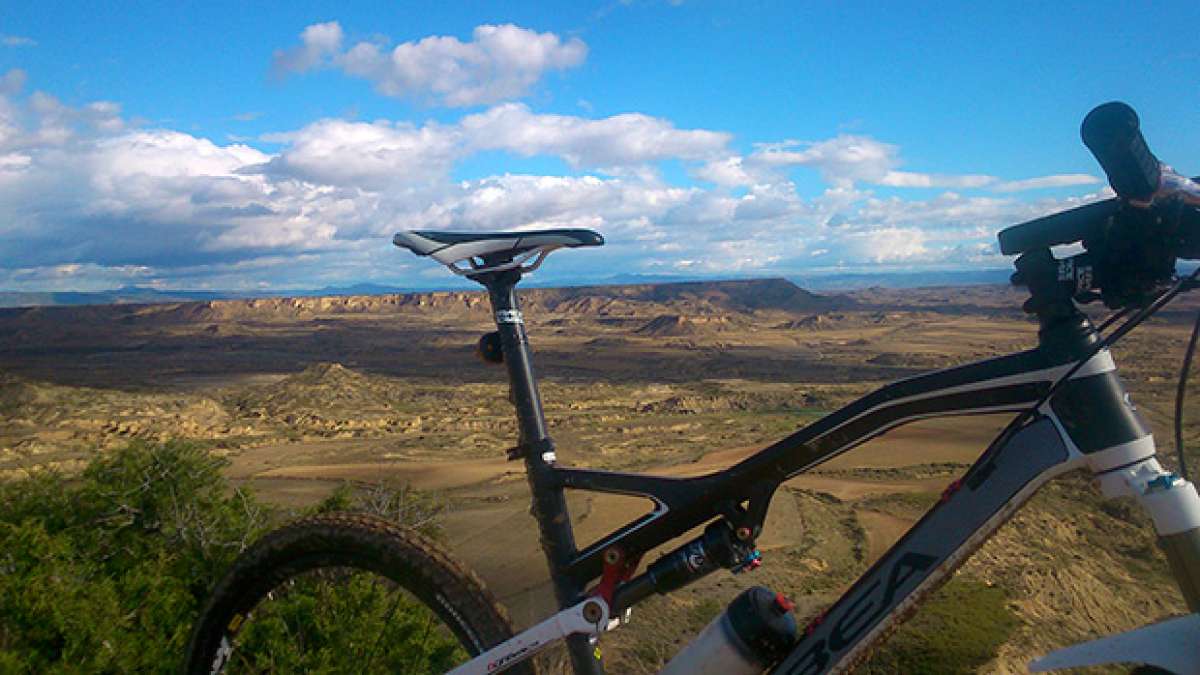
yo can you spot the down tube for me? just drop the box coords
[772,415,1073,674]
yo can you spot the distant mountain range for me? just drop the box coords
[0,283,411,309]
[791,269,1012,290]
[0,270,1012,308]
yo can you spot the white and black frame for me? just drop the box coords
[464,260,1200,675]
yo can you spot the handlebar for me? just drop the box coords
[997,198,1117,256]
[999,102,1200,309]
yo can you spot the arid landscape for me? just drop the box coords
[2,277,1197,673]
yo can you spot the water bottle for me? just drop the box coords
[660,586,797,675]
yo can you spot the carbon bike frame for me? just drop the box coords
[475,268,1157,674]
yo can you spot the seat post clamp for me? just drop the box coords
[506,437,558,464]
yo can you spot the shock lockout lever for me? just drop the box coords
[445,597,611,675]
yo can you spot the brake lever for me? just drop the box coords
[1130,167,1200,209]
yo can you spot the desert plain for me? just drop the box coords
[1,277,1196,673]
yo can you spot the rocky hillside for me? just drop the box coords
[0,278,839,328]
[529,278,843,314]
[224,362,413,437]
[0,372,247,476]
[634,313,746,337]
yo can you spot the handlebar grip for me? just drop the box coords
[1081,102,1161,202]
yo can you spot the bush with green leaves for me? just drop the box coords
[0,441,271,672]
[0,441,448,674]
[861,578,1019,674]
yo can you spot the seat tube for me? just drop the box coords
[482,270,604,675]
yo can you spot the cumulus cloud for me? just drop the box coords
[277,22,587,107]
[878,171,996,189]
[401,174,696,236]
[697,137,1100,198]
[0,82,745,290]
[255,118,460,188]
[1,263,153,291]
[838,227,930,263]
[751,135,900,188]
[992,173,1101,192]
[460,103,729,167]
[878,171,1101,193]
[271,21,343,75]
[0,90,371,277]
[0,70,1108,290]
[693,156,757,187]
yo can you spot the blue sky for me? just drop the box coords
[1,1,1197,291]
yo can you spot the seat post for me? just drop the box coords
[480,268,550,443]
[475,269,604,675]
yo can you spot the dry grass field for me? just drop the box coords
[2,277,1197,672]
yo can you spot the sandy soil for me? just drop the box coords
[857,509,917,564]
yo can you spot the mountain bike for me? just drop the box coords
[186,102,1200,674]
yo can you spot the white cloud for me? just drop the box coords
[0,93,358,274]
[460,103,730,167]
[0,70,1109,290]
[709,138,1101,199]
[2,263,152,291]
[93,130,265,179]
[1,35,36,48]
[0,152,30,172]
[693,156,759,187]
[870,170,1100,193]
[257,118,460,188]
[878,171,996,189]
[0,88,124,151]
[838,227,930,263]
[272,21,343,75]
[279,22,587,107]
[751,135,899,188]
[401,174,696,234]
[992,173,1101,192]
[733,183,807,222]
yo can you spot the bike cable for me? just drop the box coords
[1020,266,1200,438]
[1095,306,1135,334]
[1173,306,1200,481]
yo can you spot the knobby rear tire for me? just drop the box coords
[185,512,536,675]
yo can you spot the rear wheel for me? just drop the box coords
[185,512,535,674]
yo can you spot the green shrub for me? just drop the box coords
[0,441,269,673]
[860,577,1019,674]
[0,441,453,673]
